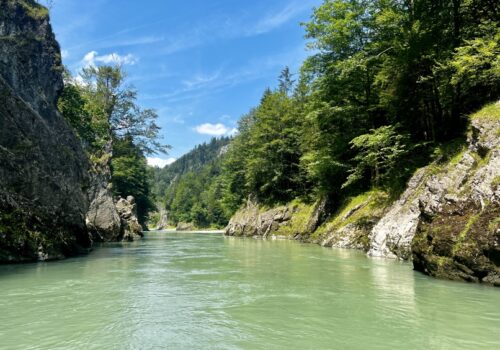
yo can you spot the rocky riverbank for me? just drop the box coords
[226,103,500,286]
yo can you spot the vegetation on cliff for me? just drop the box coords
[59,66,168,226]
[0,0,90,261]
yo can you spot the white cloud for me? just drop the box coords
[194,123,235,136]
[98,36,164,49]
[61,50,69,59]
[182,72,221,88]
[147,157,176,168]
[81,51,138,68]
[249,2,308,35]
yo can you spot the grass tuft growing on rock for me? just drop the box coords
[312,190,389,240]
[470,101,500,121]
[18,1,49,20]
[275,201,315,237]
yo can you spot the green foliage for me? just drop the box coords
[244,90,307,203]
[344,126,409,189]
[79,65,169,155]
[19,0,49,20]
[212,0,498,215]
[221,86,311,208]
[111,136,153,225]
[312,189,389,240]
[151,138,232,228]
[58,65,168,227]
[58,74,95,147]
[451,27,500,88]
[275,201,316,237]
[470,102,500,121]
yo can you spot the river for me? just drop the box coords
[0,231,499,350]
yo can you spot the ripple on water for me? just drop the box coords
[0,231,499,350]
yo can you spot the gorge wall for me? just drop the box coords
[226,103,500,286]
[0,0,91,262]
[0,0,143,262]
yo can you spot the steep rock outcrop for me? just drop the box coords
[85,147,121,242]
[411,111,500,285]
[0,0,90,262]
[154,206,169,230]
[225,199,329,240]
[368,107,499,264]
[115,196,143,241]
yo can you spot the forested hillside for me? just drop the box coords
[160,0,498,231]
[151,137,231,228]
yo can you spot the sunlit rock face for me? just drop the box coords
[0,0,91,262]
[116,196,143,241]
[369,108,500,285]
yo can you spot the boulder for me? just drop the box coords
[176,222,195,231]
[116,196,143,241]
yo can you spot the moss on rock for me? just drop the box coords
[413,201,500,285]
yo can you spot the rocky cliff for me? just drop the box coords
[0,0,91,262]
[411,107,499,285]
[226,102,500,285]
[85,145,122,242]
[116,196,143,241]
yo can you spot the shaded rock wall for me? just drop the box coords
[0,0,91,262]
[85,144,122,242]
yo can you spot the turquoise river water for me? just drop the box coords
[0,231,499,350]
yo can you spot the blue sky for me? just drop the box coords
[49,0,322,167]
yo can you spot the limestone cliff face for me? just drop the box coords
[225,201,295,238]
[368,110,498,265]
[154,206,169,231]
[115,196,143,241]
[85,144,122,242]
[225,198,330,240]
[0,0,91,262]
[411,113,500,285]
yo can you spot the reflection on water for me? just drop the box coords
[0,231,499,350]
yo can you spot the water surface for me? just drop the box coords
[1,231,499,349]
